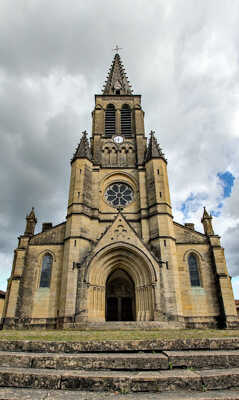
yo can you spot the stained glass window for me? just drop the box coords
[188,254,201,287]
[105,183,134,208]
[39,254,53,288]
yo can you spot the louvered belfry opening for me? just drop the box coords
[121,104,131,135]
[105,104,116,136]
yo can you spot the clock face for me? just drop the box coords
[114,135,124,144]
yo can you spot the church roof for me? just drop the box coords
[145,131,166,162]
[102,53,133,95]
[72,131,92,162]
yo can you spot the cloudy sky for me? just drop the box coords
[0,0,239,299]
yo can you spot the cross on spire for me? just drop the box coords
[112,45,122,53]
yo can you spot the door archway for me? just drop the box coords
[106,269,135,321]
[85,243,158,322]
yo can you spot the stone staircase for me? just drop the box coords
[0,338,239,399]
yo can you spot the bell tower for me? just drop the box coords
[91,52,146,168]
[59,51,182,325]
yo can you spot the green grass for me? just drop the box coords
[0,329,239,342]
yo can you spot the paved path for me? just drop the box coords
[0,388,239,400]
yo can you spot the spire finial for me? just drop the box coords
[112,45,122,54]
[102,51,133,95]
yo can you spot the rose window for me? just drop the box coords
[105,183,134,208]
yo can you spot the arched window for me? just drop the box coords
[121,104,131,135]
[39,253,53,288]
[188,253,201,287]
[105,104,116,136]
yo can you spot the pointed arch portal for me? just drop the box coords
[86,243,157,322]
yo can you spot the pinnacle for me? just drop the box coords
[102,53,133,95]
[201,206,214,235]
[24,207,37,236]
[72,131,92,162]
[27,207,37,221]
[145,130,166,162]
[202,206,211,220]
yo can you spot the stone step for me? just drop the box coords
[165,350,239,369]
[1,367,239,392]
[0,350,239,371]
[1,387,239,399]
[77,321,183,330]
[0,338,239,353]
[0,351,169,370]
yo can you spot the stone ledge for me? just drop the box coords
[1,350,239,371]
[0,367,203,392]
[0,338,239,353]
[0,351,169,370]
[0,367,239,392]
[165,350,239,369]
[1,387,239,399]
[199,368,239,391]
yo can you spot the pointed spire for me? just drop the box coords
[145,131,166,162]
[24,207,37,236]
[201,206,214,235]
[202,206,210,219]
[102,53,133,95]
[72,131,92,163]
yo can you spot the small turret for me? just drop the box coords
[201,206,214,235]
[24,207,37,236]
[145,131,166,162]
[71,131,92,163]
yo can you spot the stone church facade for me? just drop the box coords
[2,53,238,329]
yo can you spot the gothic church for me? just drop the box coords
[2,53,238,329]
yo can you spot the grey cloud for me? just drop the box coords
[1,0,239,289]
